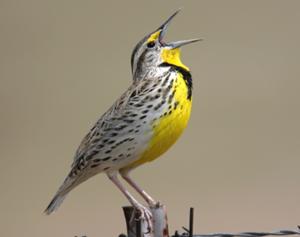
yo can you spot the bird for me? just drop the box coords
[45,10,200,221]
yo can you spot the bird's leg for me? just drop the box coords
[107,172,153,229]
[120,170,157,207]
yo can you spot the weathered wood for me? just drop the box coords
[122,204,169,237]
[151,204,169,237]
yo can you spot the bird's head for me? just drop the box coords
[131,10,201,80]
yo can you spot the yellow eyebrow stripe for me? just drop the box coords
[147,30,161,42]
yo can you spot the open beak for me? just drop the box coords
[167,38,202,48]
[156,9,202,48]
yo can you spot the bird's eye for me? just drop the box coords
[147,41,156,48]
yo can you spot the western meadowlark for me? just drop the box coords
[45,10,200,220]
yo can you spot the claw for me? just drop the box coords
[131,204,153,234]
[152,201,161,208]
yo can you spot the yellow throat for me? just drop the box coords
[161,48,190,71]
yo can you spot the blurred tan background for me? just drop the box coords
[1,0,299,236]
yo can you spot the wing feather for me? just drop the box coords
[71,77,161,170]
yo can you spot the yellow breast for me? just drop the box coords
[127,72,192,169]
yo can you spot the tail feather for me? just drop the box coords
[44,193,67,215]
[45,171,88,215]
[44,174,82,215]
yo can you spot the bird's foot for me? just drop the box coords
[131,204,153,233]
[148,200,161,208]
